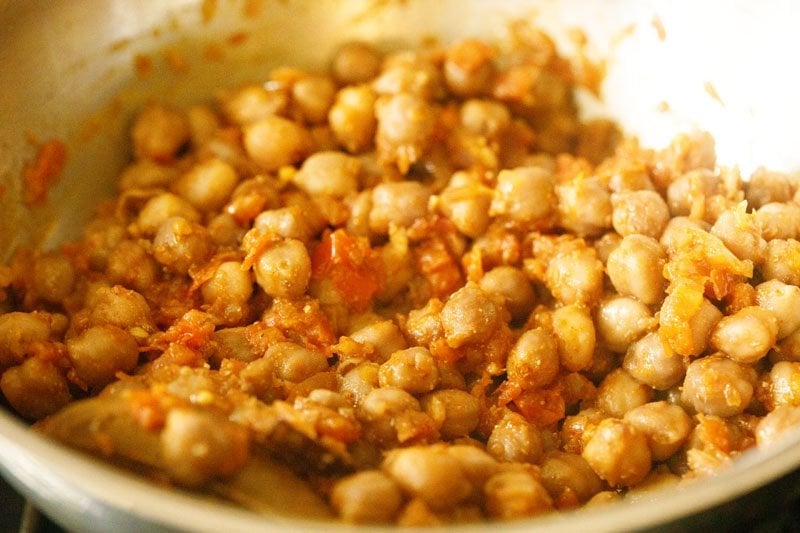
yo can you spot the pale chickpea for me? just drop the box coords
[767,361,800,408]
[349,320,407,363]
[420,389,480,439]
[0,312,55,367]
[460,99,511,138]
[659,216,710,251]
[378,347,440,394]
[328,85,377,154]
[373,52,443,99]
[606,234,667,306]
[331,41,382,85]
[710,207,766,263]
[443,39,495,97]
[484,470,553,520]
[623,331,686,390]
[659,292,723,357]
[556,176,612,237]
[755,406,800,448]
[623,401,692,461]
[172,158,239,213]
[682,355,756,417]
[761,239,800,286]
[440,284,499,349]
[593,231,622,264]
[551,304,595,372]
[665,169,719,217]
[218,84,287,125]
[339,361,380,406]
[487,410,543,464]
[88,285,153,332]
[293,151,360,198]
[382,445,473,511]
[186,105,220,147]
[0,357,72,420]
[331,470,403,523]
[610,190,670,239]
[581,418,652,488]
[253,206,313,243]
[754,202,800,241]
[746,167,796,209]
[506,328,559,390]
[66,325,139,390]
[243,115,312,171]
[292,75,337,124]
[136,193,200,236]
[375,93,436,172]
[131,103,189,162]
[118,160,177,190]
[106,240,159,293]
[266,341,329,383]
[438,181,493,239]
[755,280,800,339]
[595,296,656,353]
[32,253,76,304]
[478,266,535,321]
[152,217,215,274]
[539,451,603,504]
[546,246,604,306]
[253,239,311,299]
[710,306,778,364]
[368,181,430,235]
[596,368,653,418]
[201,261,253,309]
[490,166,556,227]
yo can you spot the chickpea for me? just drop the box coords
[490,166,556,227]
[420,389,480,439]
[665,169,719,217]
[710,306,778,364]
[81,220,131,270]
[106,240,159,293]
[0,312,55,367]
[581,418,652,488]
[606,234,667,305]
[243,115,312,171]
[550,304,595,372]
[131,103,189,162]
[487,410,543,464]
[659,216,710,251]
[539,451,603,504]
[484,470,553,520]
[339,362,380,406]
[331,470,403,523]
[595,296,656,353]
[556,176,612,237]
[293,151,360,198]
[659,291,723,357]
[0,357,72,420]
[136,193,200,236]
[331,41,381,85]
[761,239,800,286]
[710,206,766,263]
[611,190,670,239]
[160,408,249,487]
[378,347,440,394]
[623,402,692,461]
[253,239,311,299]
[153,217,215,274]
[375,93,436,172]
[443,39,495,97]
[506,328,558,390]
[593,231,622,264]
[767,361,800,408]
[328,85,378,154]
[292,75,337,124]
[369,181,430,235]
[67,325,139,390]
[266,341,328,383]
[349,320,407,363]
[623,331,686,390]
[201,261,253,323]
[755,280,800,339]
[746,167,795,209]
[682,355,756,417]
[460,99,511,138]
[478,266,535,321]
[218,84,287,125]
[118,160,177,190]
[172,158,239,213]
[438,181,493,239]
[32,252,76,304]
[186,105,220,147]
[596,368,653,418]
[373,52,443,99]
[382,445,473,511]
[754,202,800,241]
[440,284,499,349]
[546,246,604,306]
[755,406,800,448]
[88,285,153,332]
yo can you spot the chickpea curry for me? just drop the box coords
[2,27,800,525]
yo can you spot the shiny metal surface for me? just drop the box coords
[1,1,800,531]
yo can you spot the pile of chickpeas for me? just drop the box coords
[2,26,800,525]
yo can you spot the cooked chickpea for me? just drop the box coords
[243,115,312,171]
[88,285,153,332]
[549,304,595,372]
[767,361,800,408]
[556,176,612,237]
[339,362,380,405]
[460,99,511,138]
[546,247,604,305]
[623,331,686,390]
[755,405,800,448]
[754,202,800,241]
[539,451,603,504]
[106,240,159,293]
[596,368,653,418]
[253,239,311,299]
[331,470,403,523]
[581,418,652,488]
[331,41,381,85]
[136,193,200,236]
[118,160,177,190]
[0,357,72,420]
[611,190,670,238]
[420,389,480,439]
[32,253,75,304]
[443,39,495,97]
[506,328,559,390]
[595,296,656,353]
[172,158,239,213]
[659,292,723,357]
[440,284,499,349]
[67,325,139,390]
[292,75,337,124]
[375,93,436,172]
[755,280,800,339]
[490,166,556,227]
[153,217,215,274]
[487,410,543,464]
[349,320,407,363]
[266,341,329,383]
[478,266,535,321]
[606,235,667,305]
[131,103,189,162]
[710,306,778,364]
[710,207,766,263]
[761,239,800,286]
[438,180,493,239]
[484,470,553,519]
[293,151,360,198]
[373,52,443,99]
[665,169,719,217]
[746,167,796,209]
[0,312,54,367]
[378,347,440,394]
[328,85,378,154]
[623,402,692,461]
[368,181,430,235]
[201,261,253,310]
[682,356,756,417]
[219,84,287,125]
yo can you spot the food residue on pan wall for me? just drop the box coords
[651,14,667,41]
[704,81,724,106]
[22,138,67,206]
